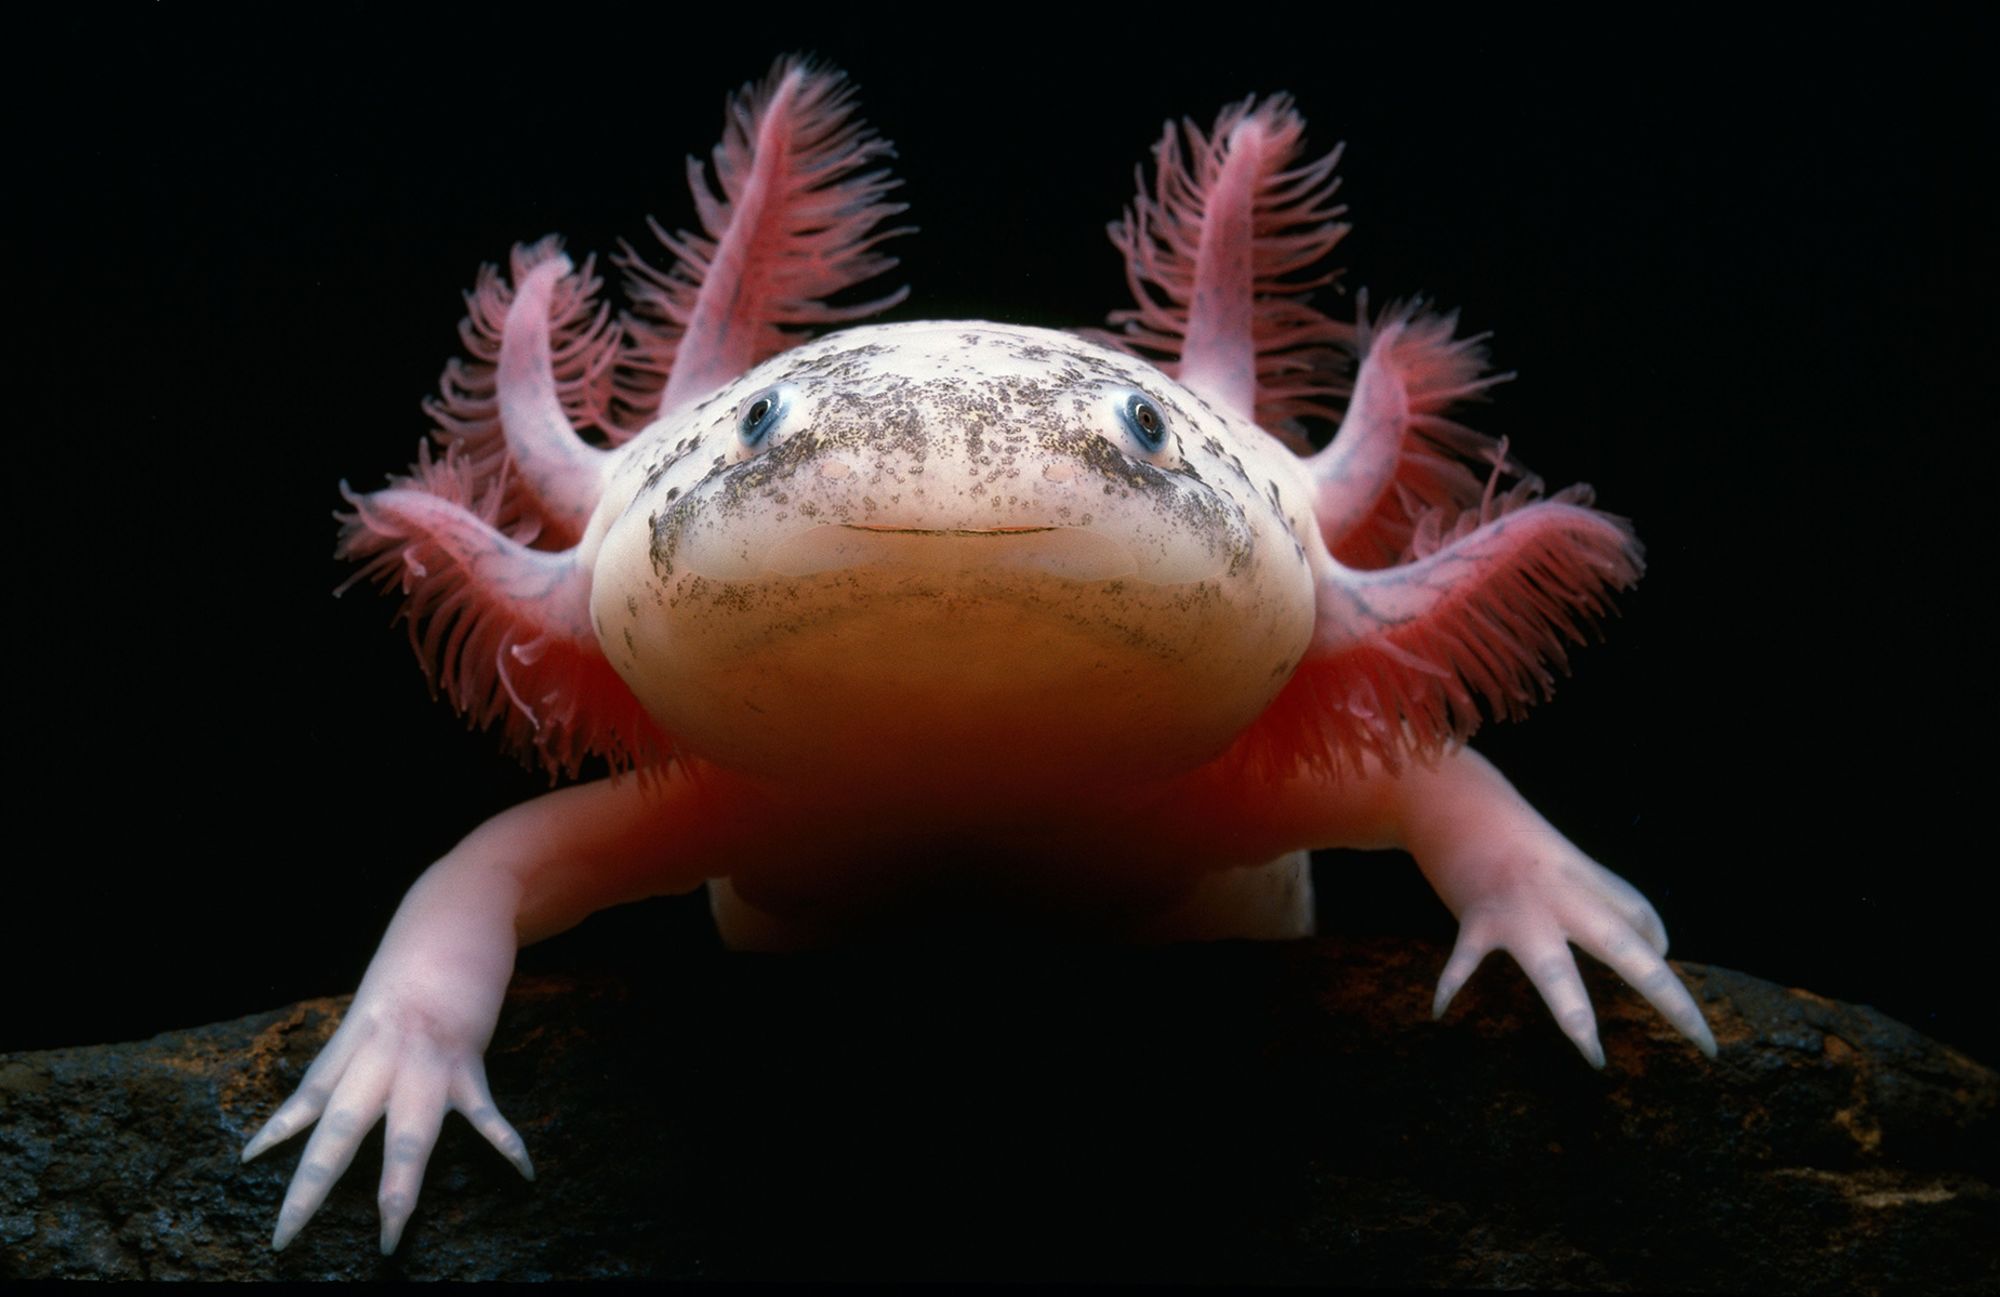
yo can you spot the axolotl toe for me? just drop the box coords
[243,57,1717,1254]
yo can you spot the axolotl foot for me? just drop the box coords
[240,846,532,1254]
[241,1004,532,1254]
[1432,844,1718,1067]
[1393,751,1719,1067]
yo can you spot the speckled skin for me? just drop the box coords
[243,63,1718,1256]
[587,322,1317,794]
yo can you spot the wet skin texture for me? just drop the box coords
[245,59,1717,1256]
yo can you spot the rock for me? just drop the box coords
[2,938,1993,1286]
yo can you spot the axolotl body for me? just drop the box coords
[244,59,1716,1253]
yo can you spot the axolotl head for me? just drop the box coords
[587,322,1316,791]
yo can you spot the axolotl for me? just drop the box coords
[243,57,1717,1253]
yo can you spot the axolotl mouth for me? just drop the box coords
[600,499,1309,785]
[747,522,1150,582]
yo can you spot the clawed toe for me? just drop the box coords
[1436,853,1715,1065]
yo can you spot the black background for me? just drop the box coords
[11,12,1990,1066]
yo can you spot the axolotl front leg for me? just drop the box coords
[1395,753,1715,1066]
[1329,749,1711,1065]
[240,772,729,1253]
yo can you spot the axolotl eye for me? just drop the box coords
[1115,390,1172,456]
[737,384,793,449]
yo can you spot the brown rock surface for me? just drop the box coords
[3,938,1993,1286]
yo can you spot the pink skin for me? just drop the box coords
[249,57,1716,1254]
[492,257,611,537]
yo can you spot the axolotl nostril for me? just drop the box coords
[243,55,1717,1254]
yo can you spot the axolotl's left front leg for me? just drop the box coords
[240,770,736,1253]
[1189,747,1718,1066]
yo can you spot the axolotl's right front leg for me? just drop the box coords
[241,769,738,1253]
